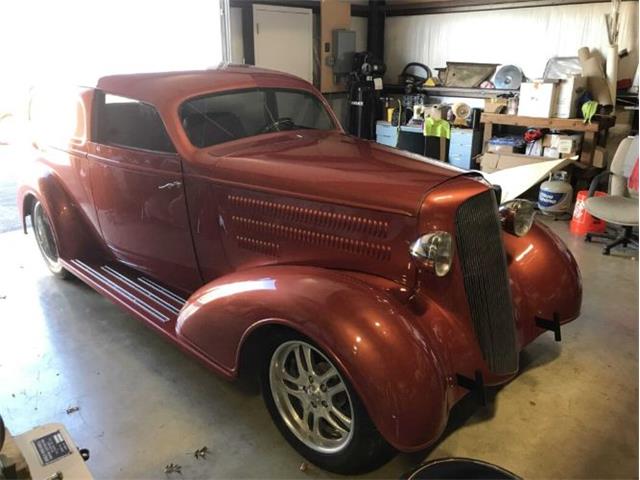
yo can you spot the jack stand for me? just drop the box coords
[535,312,562,341]
[456,370,487,406]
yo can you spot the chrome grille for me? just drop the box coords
[455,190,518,375]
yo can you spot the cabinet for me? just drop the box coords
[449,127,482,170]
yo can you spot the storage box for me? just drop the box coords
[557,138,577,154]
[555,75,587,118]
[488,144,515,154]
[543,147,561,159]
[518,80,560,118]
[542,133,582,156]
[480,152,549,173]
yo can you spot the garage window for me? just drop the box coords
[95,93,176,153]
[180,88,335,148]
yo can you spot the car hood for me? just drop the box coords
[202,130,465,216]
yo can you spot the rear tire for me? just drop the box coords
[31,201,71,279]
[259,331,395,474]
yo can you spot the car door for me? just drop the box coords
[87,92,202,293]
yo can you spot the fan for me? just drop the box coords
[494,65,523,90]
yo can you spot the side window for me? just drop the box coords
[96,93,176,153]
[29,88,87,149]
[274,91,333,130]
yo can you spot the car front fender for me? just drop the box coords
[504,221,582,345]
[176,266,448,451]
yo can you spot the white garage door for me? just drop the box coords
[253,4,313,83]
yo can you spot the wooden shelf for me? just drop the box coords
[480,113,616,166]
[480,113,614,132]
[383,84,517,98]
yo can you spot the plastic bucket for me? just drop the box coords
[570,190,607,235]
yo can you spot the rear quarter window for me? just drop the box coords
[94,93,176,153]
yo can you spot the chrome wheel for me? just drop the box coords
[32,202,61,270]
[269,340,354,454]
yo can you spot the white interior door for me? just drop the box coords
[253,4,313,83]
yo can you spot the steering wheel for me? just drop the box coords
[399,63,432,94]
[262,117,296,133]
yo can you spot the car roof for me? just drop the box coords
[93,64,315,108]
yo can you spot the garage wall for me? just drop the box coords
[384,2,639,83]
[350,16,368,52]
[229,7,368,67]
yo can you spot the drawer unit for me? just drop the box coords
[376,121,398,147]
[448,127,482,170]
[450,127,474,147]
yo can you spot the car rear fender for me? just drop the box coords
[176,266,448,451]
[18,165,109,262]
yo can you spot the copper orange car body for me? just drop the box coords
[17,66,581,452]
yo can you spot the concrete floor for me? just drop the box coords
[0,219,637,479]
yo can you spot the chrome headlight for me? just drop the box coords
[409,231,454,277]
[499,199,536,237]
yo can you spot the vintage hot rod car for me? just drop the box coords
[18,66,581,474]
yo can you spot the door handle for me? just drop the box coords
[158,181,182,190]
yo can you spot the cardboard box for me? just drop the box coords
[518,80,560,118]
[487,143,515,154]
[484,97,509,114]
[555,75,587,118]
[542,133,582,149]
[480,152,549,173]
[557,138,578,154]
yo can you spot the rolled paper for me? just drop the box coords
[605,43,618,107]
[582,56,606,78]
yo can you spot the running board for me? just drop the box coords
[65,259,187,327]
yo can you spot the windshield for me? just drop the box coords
[179,88,336,148]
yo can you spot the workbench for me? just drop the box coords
[480,113,616,166]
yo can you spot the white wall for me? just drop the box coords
[350,16,368,52]
[229,10,368,64]
[1,0,224,89]
[384,2,639,83]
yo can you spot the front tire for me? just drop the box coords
[31,201,71,279]
[260,332,394,474]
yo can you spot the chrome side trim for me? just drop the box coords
[101,266,181,315]
[138,277,187,305]
[71,260,170,323]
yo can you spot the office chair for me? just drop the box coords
[585,136,639,255]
